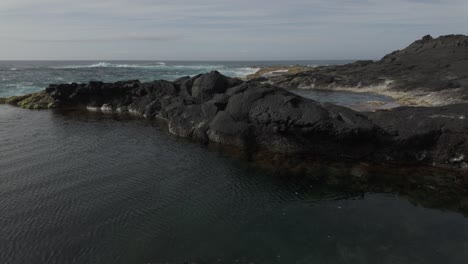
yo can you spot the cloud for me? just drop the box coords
[24,35,180,43]
[0,0,467,60]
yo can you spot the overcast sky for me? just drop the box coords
[0,0,466,60]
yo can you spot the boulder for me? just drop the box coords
[191,71,242,101]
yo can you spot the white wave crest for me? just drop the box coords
[53,62,167,69]
[218,67,260,77]
[51,62,259,77]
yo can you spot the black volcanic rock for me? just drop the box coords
[191,71,242,102]
[2,36,468,171]
[35,71,467,170]
[368,104,468,167]
[269,34,468,105]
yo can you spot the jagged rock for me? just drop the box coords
[191,71,242,101]
[367,104,468,168]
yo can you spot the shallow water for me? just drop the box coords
[290,89,400,111]
[1,105,467,263]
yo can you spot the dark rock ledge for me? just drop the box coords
[1,71,467,172]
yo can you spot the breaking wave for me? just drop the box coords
[218,67,260,77]
[53,62,167,69]
[51,62,259,77]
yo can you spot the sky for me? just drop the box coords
[0,0,467,60]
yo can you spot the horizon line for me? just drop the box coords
[0,59,364,62]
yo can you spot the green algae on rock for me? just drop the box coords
[0,92,55,109]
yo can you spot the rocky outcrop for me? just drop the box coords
[1,35,467,171]
[268,35,468,106]
[367,104,468,169]
[7,71,460,171]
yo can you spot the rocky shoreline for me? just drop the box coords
[2,71,467,171]
[1,35,467,173]
[254,35,468,107]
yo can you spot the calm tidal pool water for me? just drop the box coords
[1,105,467,264]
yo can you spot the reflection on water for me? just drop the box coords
[0,105,467,264]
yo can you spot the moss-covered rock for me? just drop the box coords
[0,92,55,109]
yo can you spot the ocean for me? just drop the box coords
[0,60,352,98]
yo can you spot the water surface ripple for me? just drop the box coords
[0,105,467,264]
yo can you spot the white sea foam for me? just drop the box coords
[297,79,468,107]
[51,62,259,78]
[53,62,167,69]
[6,82,34,87]
[450,154,465,163]
[171,64,224,70]
[219,67,260,78]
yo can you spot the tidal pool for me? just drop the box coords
[0,105,467,264]
[290,88,400,111]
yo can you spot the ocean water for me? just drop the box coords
[0,60,352,98]
[1,105,468,264]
